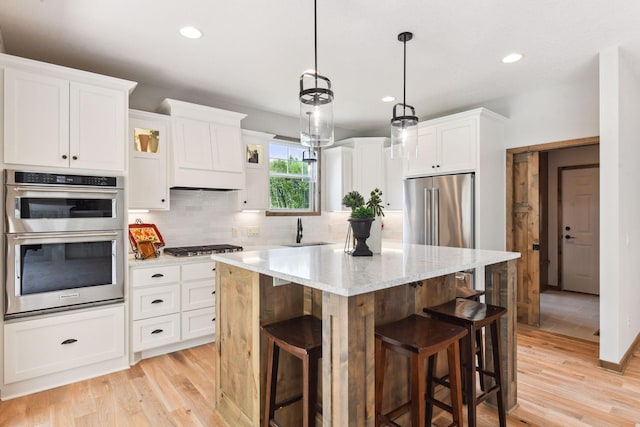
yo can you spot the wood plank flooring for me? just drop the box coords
[1,326,639,426]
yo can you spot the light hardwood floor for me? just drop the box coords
[1,327,639,426]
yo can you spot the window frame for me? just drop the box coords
[265,138,321,217]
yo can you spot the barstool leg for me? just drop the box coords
[490,320,506,427]
[410,352,426,427]
[425,354,437,425]
[305,354,319,427]
[374,338,385,427]
[464,327,477,427]
[264,337,280,427]
[476,329,485,391]
[447,340,464,427]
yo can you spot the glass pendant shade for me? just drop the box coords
[302,148,318,182]
[300,72,334,147]
[390,103,418,159]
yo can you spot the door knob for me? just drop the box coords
[565,226,571,231]
[564,235,574,240]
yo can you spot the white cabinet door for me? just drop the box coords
[3,68,69,168]
[132,313,181,352]
[211,123,243,173]
[352,139,385,198]
[131,284,181,320]
[238,130,273,210]
[323,146,353,211]
[406,125,437,177]
[4,305,125,383]
[182,261,216,281]
[173,117,214,170]
[70,82,126,171]
[384,146,404,210]
[181,307,216,340]
[130,265,180,287]
[182,280,215,312]
[128,110,170,210]
[437,118,477,174]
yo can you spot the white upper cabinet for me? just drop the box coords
[323,137,387,211]
[405,111,480,177]
[237,130,274,211]
[3,69,69,168]
[70,82,126,171]
[2,55,135,172]
[158,98,247,190]
[128,110,170,210]
[384,146,404,210]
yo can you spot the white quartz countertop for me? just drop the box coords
[211,243,520,297]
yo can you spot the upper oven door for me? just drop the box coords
[5,185,125,233]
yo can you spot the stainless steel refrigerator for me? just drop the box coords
[403,173,474,248]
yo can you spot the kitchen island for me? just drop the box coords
[212,243,519,426]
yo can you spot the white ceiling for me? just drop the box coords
[1,0,639,132]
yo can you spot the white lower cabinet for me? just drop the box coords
[181,307,216,341]
[132,313,181,351]
[4,305,125,383]
[129,259,216,360]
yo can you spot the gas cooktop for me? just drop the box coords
[163,244,243,257]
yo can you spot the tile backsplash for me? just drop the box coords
[128,189,403,250]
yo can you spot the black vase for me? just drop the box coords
[348,217,374,256]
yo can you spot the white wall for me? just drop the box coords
[546,145,600,287]
[482,74,599,148]
[599,46,640,364]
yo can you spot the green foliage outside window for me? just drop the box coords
[268,144,312,210]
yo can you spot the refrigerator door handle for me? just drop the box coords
[424,188,432,245]
[433,187,440,246]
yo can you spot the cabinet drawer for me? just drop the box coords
[132,313,181,352]
[182,280,215,311]
[131,265,180,287]
[4,305,125,383]
[181,307,216,341]
[182,261,216,281]
[132,284,180,320]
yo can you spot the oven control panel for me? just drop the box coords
[10,171,119,187]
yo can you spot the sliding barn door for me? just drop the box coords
[507,151,540,326]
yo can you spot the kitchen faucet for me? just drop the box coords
[296,217,303,243]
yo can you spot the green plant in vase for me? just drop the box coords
[342,191,375,256]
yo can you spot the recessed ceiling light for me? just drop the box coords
[502,53,523,64]
[179,26,203,39]
[382,96,396,102]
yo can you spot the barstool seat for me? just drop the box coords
[375,314,467,427]
[262,315,323,427]
[424,298,507,427]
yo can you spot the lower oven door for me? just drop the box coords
[5,230,125,318]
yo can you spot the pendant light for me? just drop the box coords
[390,31,418,159]
[299,0,334,147]
[302,147,318,183]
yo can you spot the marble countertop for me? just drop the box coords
[211,243,520,297]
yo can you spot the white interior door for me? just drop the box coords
[561,167,600,294]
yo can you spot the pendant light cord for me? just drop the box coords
[314,0,318,89]
[403,36,407,116]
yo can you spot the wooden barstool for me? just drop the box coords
[424,298,507,427]
[262,315,322,427]
[375,314,467,427]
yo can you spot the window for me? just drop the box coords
[267,140,320,215]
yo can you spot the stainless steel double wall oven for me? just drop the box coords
[4,170,125,319]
